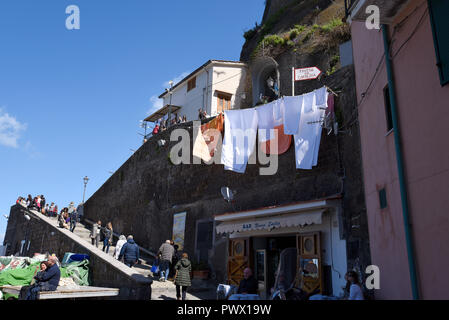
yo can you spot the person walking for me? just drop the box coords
[174,252,192,301]
[102,222,113,254]
[49,203,55,217]
[76,203,84,222]
[170,244,181,279]
[90,220,102,247]
[26,194,33,208]
[40,195,46,214]
[68,202,77,232]
[114,235,127,260]
[119,235,140,268]
[158,240,174,282]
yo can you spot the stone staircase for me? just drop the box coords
[46,215,216,300]
[48,216,153,275]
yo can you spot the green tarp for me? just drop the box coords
[0,258,90,300]
[60,259,90,286]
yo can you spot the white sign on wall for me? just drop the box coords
[294,67,322,81]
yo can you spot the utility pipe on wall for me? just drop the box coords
[382,24,420,300]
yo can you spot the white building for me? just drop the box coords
[145,60,248,123]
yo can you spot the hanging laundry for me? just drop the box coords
[193,113,224,162]
[272,99,283,127]
[294,87,328,169]
[282,95,304,135]
[324,94,335,134]
[201,113,224,157]
[221,108,258,173]
[314,86,328,108]
[193,123,213,163]
[256,101,275,142]
[260,124,292,155]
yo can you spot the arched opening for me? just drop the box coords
[250,56,280,106]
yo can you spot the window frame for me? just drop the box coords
[428,0,449,86]
[217,92,232,114]
[187,77,197,92]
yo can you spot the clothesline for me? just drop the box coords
[216,86,331,173]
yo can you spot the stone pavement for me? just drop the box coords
[149,278,217,300]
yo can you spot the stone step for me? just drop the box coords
[48,218,152,277]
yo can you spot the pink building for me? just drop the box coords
[347,0,449,299]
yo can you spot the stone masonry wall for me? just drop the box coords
[3,205,151,300]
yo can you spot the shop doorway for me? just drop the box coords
[227,232,324,298]
[253,235,296,298]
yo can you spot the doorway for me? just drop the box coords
[252,235,296,298]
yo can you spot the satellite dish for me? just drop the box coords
[221,187,234,202]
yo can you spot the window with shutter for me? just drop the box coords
[187,77,196,92]
[217,93,232,114]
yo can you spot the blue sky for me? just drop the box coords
[0,0,264,244]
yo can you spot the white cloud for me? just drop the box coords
[0,108,27,148]
[145,70,191,117]
[24,141,42,159]
[162,71,190,89]
[147,95,163,116]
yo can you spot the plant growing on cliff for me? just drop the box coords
[320,18,344,33]
[327,54,340,75]
[243,23,259,40]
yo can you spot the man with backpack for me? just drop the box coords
[119,235,140,268]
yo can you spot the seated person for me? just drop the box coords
[345,271,364,300]
[237,268,258,294]
[22,256,61,300]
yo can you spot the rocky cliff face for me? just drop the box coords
[241,0,349,69]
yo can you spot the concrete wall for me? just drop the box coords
[351,0,449,299]
[162,63,248,121]
[82,64,370,284]
[3,205,151,300]
[162,67,211,121]
[211,65,247,114]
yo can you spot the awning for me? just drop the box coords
[144,104,182,122]
[216,209,324,234]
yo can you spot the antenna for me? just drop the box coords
[221,187,234,202]
[221,187,238,212]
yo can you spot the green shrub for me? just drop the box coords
[263,34,286,46]
[289,29,299,40]
[320,18,343,33]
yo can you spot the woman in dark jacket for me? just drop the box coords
[102,222,113,253]
[174,252,192,300]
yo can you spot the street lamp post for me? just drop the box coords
[83,176,89,203]
[167,80,174,128]
[139,120,148,143]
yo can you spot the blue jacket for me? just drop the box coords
[119,239,140,262]
[39,264,61,289]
